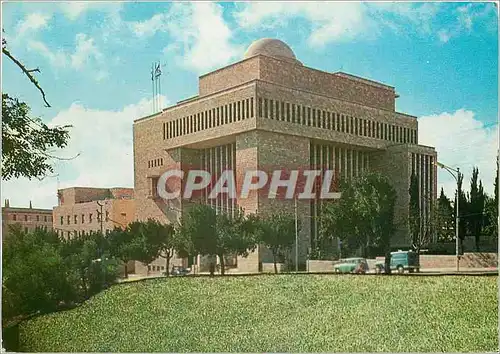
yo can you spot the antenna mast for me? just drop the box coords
[151,61,163,114]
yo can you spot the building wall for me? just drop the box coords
[132,49,438,273]
[198,55,397,111]
[2,207,53,237]
[52,198,135,238]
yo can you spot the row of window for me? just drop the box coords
[164,98,255,139]
[11,214,52,222]
[59,212,109,225]
[148,158,164,168]
[257,97,417,144]
[148,265,165,272]
[56,229,112,239]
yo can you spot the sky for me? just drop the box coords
[1,1,498,209]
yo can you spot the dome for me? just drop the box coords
[243,38,301,65]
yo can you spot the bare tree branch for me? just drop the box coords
[2,47,51,107]
[27,68,40,73]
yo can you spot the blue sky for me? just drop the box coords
[2,1,498,208]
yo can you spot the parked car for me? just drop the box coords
[375,250,420,274]
[334,258,369,274]
[169,266,191,276]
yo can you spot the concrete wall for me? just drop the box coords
[375,253,498,269]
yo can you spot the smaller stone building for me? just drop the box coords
[2,199,53,237]
[52,187,135,238]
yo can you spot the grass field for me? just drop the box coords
[19,275,498,352]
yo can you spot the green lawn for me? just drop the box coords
[19,275,497,352]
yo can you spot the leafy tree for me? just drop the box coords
[107,225,145,278]
[2,227,73,321]
[137,219,177,275]
[434,188,455,242]
[177,204,258,276]
[324,172,396,260]
[468,167,486,251]
[2,37,73,181]
[257,211,297,274]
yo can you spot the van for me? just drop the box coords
[375,250,420,274]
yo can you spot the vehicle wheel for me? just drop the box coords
[397,265,404,274]
[416,267,420,273]
[375,267,381,274]
[409,268,414,273]
[335,268,340,274]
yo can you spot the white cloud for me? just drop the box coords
[70,33,103,70]
[59,2,122,21]
[131,13,168,37]
[27,33,105,79]
[16,12,51,37]
[437,29,451,43]
[131,2,241,73]
[1,96,169,209]
[418,109,498,198]
[27,40,68,68]
[234,2,374,47]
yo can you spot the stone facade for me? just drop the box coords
[133,38,437,274]
[2,199,53,237]
[53,187,135,237]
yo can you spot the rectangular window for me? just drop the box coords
[60,216,63,225]
[237,101,241,121]
[312,108,316,127]
[36,215,39,221]
[307,107,312,126]
[74,215,77,224]
[250,97,254,117]
[322,111,327,128]
[44,215,48,222]
[341,115,345,132]
[258,98,263,118]
[297,105,301,124]
[336,113,340,131]
[327,112,331,129]
[25,215,28,221]
[264,99,269,118]
[286,103,290,122]
[281,102,285,120]
[81,214,85,223]
[292,104,296,123]
[13,214,16,221]
[268,99,273,119]
[276,100,280,120]
[105,211,109,222]
[89,213,93,223]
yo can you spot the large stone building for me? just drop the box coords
[53,187,135,239]
[2,199,53,237]
[133,38,437,273]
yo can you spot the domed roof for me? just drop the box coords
[243,38,301,65]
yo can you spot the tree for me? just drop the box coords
[177,204,258,276]
[107,225,149,278]
[2,227,73,321]
[257,212,297,274]
[468,167,486,251]
[2,37,73,181]
[139,219,176,276]
[455,172,468,252]
[320,172,396,274]
[435,188,455,242]
[408,171,421,253]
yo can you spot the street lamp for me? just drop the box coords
[434,161,461,272]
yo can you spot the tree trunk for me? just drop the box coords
[273,253,278,274]
[166,256,170,276]
[219,254,225,276]
[124,263,128,278]
[209,255,215,276]
[384,250,392,274]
